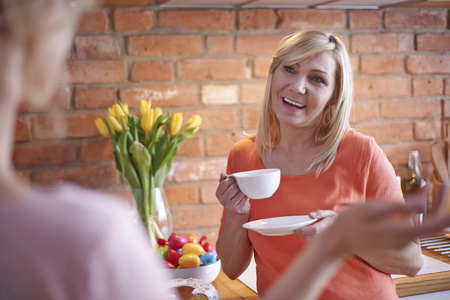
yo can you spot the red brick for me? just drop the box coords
[206,36,231,55]
[276,9,345,30]
[356,123,412,144]
[18,87,70,114]
[414,119,441,140]
[67,61,125,84]
[241,82,266,104]
[381,143,431,165]
[350,102,379,124]
[74,36,120,59]
[445,79,450,95]
[130,61,172,82]
[169,158,227,182]
[406,54,450,74]
[202,85,239,105]
[350,10,382,30]
[417,33,450,51]
[14,118,30,142]
[13,143,77,169]
[159,10,234,30]
[380,99,439,119]
[77,10,110,33]
[32,164,119,188]
[79,139,115,163]
[385,9,446,29]
[165,184,199,205]
[412,77,443,96]
[33,113,101,140]
[178,135,203,157]
[360,55,403,74]
[128,35,202,56]
[172,205,223,230]
[254,57,271,78]
[113,9,153,31]
[178,59,248,80]
[120,85,197,108]
[350,55,359,74]
[354,77,409,100]
[444,99,450,117]
[74,87,116,109]
[201,182,220,204]
[193,108,239,130]
[205,132,243,156]
[351,33,414,53]
[239,9,276,30]
[236,34,286,55]
[242,107,261,129]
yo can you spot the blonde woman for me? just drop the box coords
[216,29,422,299]
[0,1,171,299]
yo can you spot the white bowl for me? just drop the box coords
[228,168,280,199]
[168,259,221,283]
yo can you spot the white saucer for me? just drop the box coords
[243,215,317,236]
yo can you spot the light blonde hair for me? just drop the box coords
[255,29,353,176]
[0,0,95,106]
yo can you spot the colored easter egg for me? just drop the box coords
[179,253,201,269]
[200,252,217,266]
[182,243,206,256]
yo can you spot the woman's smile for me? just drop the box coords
[282,97,306,109]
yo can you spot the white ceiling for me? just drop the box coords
[161,0,450,9]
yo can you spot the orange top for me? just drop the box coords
[219,130,403,299]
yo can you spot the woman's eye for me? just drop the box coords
[311,76,324,84]
[284,66,295,73]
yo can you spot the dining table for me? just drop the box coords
[211,233,450,299]
[212,270,259,299]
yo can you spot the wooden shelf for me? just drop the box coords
[100,0,159,7]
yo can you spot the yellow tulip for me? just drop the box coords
[95,118,110,137]
[108,107,116,118]
[123,103,129,115]
[108,115,123,133]
[141,109,154,132]
[140,99,151,116]
[184,115,202,134]
[114,103,128,124]
[153,107,162,122]
[170,112,183,136]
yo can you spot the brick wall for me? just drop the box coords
[13,6,450,241]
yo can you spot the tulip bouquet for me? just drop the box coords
[95,100,202,246]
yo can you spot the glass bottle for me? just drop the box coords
[401,151,427,224]
[401,151,427,195]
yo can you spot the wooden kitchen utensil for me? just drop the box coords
[430,140,450,184]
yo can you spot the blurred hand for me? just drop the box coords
[319,202,450,257]
[293,210,338,242]
[215,173,250,214]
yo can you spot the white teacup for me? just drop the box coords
[228,168,280,199]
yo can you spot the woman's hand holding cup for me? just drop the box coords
[216,173,251,214]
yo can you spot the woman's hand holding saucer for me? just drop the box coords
[293,210,338,242]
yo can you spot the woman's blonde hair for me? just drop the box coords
[0,0,95,106]
[255,29,353,176]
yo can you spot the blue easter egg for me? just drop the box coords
[200,252,217,266]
